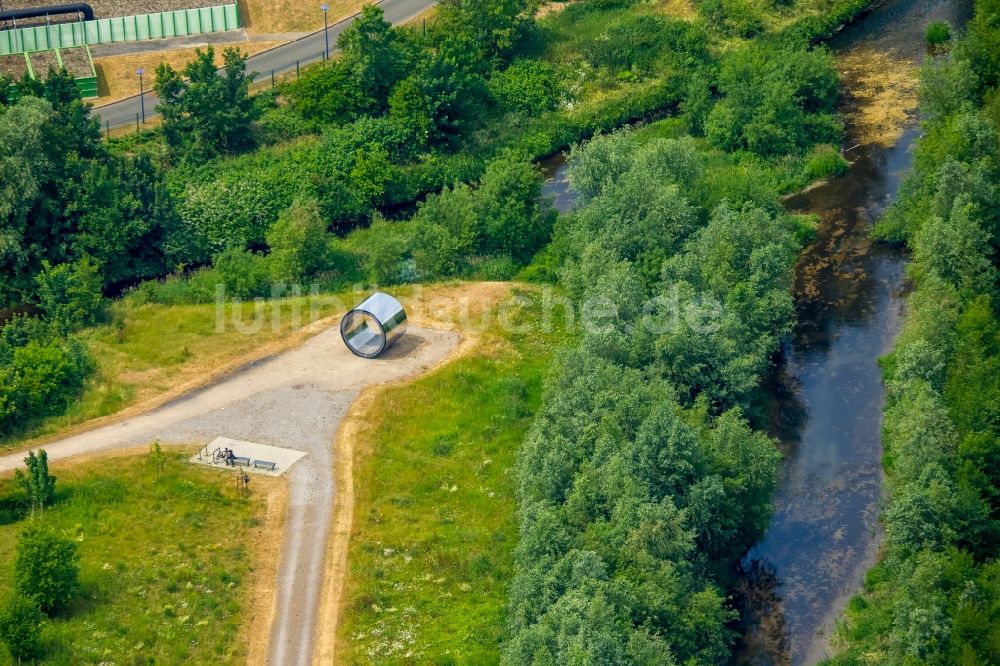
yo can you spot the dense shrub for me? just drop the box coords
[14,526,79,615]
[282,61,370,125]
[0,332,92,437]
[697,0,765,38]
[925,21,952,47]
[211,247,271,300]
[265,197,333,283]
[507,127,798,664]
[778,0,874,45]
[705,43,840,156]
[802,144,849,182]
[489,60,560,115]
[0,594,42,661]
[406,154,552,279]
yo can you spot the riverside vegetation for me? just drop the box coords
[828,0,1000,663]
[0,0,931,662]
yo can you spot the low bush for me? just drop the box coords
[802,144,849,181]
[925,21,952,47]
[0,336,92,437]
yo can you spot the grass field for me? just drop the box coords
[0,450,271,664]
[336,286,571,664]
[10,289,355,445]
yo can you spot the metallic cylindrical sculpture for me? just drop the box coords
[340,292,408,358]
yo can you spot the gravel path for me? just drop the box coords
[0,323,461,665]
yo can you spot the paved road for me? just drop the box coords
[93,0,437,129]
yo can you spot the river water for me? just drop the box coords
[734,0,971,664]
[541,0,972,663]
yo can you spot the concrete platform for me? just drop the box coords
[189,436,307,477]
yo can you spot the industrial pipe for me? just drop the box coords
[0,3,95,23]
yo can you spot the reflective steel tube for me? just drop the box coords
[340,292,407,358]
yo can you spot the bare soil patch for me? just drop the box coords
[28,48,59,77]
[59,46,94,77]
[0,53,27,79]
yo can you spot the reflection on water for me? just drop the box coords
[541,153,573,213]
[734,128,917,666]
[734,0,972,663]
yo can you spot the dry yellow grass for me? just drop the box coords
[240,0,365,35]
[656,0,697,20]
[93,40,282,104]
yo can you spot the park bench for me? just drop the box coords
[253,460,278,471]
[232,456,252,467]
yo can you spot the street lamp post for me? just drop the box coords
[136,68,145,124]
[321,4,330,61]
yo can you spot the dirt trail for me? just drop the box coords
[0,323,462,666]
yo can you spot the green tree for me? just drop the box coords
[0,75,11,107]
[266,197,330,283]
[705,43,840,156]
[435,0,539,66]
[13,450,56,517]
[155,46,259,161]
[284,60,369,124]
[476,155,552,262]
[39,67,101,161]
[150,441,167,479]
[911,196,997,295]
[388,50,487,147]
[73,153,181,287]
[410,183,478,277]
[337,4,409,111]
[34,258,104,335]
[14,526,79,615]
[0,594,42,662]
[0,97,51,304]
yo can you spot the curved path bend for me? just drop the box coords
[0,323,461,665]
[93,0,437,129]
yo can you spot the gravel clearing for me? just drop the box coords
[0,322,462,666]
[58,46,93,77]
